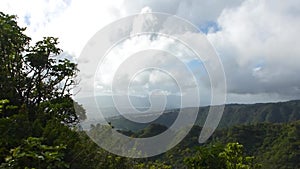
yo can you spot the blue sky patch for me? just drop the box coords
[24,14,31,26]
[198,21,220,34]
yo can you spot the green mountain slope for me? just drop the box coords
[109,100,300,131]
[212,121,300,169]
[127,121,300,169]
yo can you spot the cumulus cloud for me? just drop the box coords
[93,34,207,98]
[122,0,244,25]
[207,0,300,102]
[0,0,124,56]
[1,0,299,106]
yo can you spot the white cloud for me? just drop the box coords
[122,0,244,25]
[208,0,300,101]
[1,0,300,105]
[0,0,71,43]
[0,0,124,56]
[93,33,204,98]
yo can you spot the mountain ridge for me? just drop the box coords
[106,99,300,131]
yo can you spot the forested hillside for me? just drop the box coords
[213,121,300,169]
[109,100,300,131]
[105,121,300,169]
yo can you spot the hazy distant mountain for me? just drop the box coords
[75,95,181,118]
[105,100,300,131]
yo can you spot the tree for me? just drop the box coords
[184,142,261,169]
[0,11,88,168]
[0,11,85,125]
[0,137,69,169]
[219,143,261,169]
[183,143,225,169]
[0,11,139,169]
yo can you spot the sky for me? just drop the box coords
[1,0,300,108]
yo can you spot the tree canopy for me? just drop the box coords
[0,11,85,124]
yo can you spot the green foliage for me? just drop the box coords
[0,99,9,114]
[211,121,300,169]
[133,123,168,138]
[0,11,86,168]
[0,99,18,116]
[1,137,69,169]
[133,160,172,169]
[218,143,261,169]
[183,143,225,169]
[0,11,83,124]
[183,142,261,169]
